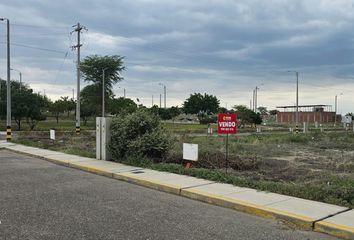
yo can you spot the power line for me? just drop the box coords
[10,23,68,29]
[0,42,66,54]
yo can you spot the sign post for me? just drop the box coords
[218,114,237,173]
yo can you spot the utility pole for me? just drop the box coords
[1,18,11,141]
[159,94,162,108]
[124,88,126,98]
[72,22,87,134]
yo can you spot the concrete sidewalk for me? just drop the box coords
[1,141,353,240]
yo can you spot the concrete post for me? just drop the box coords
[303,122,308,133]
[96,117,112,160]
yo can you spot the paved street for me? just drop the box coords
[0,150,338,240]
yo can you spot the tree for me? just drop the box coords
[169,106,181,122]
[0,80,47,130]
[346,113,354,120]
[80,55,125,114]
[269,109,279,115]
[233,105,262,127]
[109,97,137,115]
[183,93,220,114]
[0,79,6,120]
[80,85,98,124]
[25,93,47,130]
[49,99,66,123]
[257,106,268,115]
[57,96,75,117]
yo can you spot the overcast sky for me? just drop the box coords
[1,0,354,114]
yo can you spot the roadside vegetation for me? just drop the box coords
[13,117,354,208]
[3,54,354,208]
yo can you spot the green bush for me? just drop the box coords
[110,109,172,160]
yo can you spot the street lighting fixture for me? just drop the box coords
[253,83,263,113]
[287,71,299,133]
[158,83,166,109]
[102,68,108,117]
[10,68,22,90]
[334,93,343,126]
[0,17,11,141]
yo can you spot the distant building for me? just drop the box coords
[276,105,340,124]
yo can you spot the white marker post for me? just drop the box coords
[50,129,55,143]
[183,143,198,169]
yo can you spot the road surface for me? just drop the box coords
[0,150,338,240]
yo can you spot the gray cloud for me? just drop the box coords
[0,0,354,112]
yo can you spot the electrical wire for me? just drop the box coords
[0,42,66,54]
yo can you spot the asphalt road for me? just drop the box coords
[0,150,338,240]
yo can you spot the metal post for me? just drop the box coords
[252,90,255,111]
[296,72,299,129]
[19,72,22,90]
[159,94,162,108]
[10,68,22,90]
[6,19,10,140]
[102,68,106,117]
[255,87,258,113]
[164,85,166,109]
[225,134,229,173]
[335,95,337,126]
[1,18,11,141]
[288,71,299,133]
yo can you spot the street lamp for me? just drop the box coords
[253,83,263,113]
[288,71,299,132]
[0,17,11,141]
[102,68,108,117]
[158,83,166,109]
[10,68,22,90]
[334,93,343,126]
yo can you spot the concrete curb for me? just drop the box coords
[1,142,353,239]
[315,222,354,240]
[180,188,315,230]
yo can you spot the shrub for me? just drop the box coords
[110,109,172,160]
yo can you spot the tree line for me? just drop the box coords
[0,55,264,130]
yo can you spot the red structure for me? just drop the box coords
[276,105,340,124]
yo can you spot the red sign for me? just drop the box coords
[218,114,237,134]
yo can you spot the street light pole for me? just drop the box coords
[158,83,166,109]
[253,84,263,113]
[10,68,22,90]
[255,86,258,113]
[334,93,343,127]
[288,71,299,133]
[1,18,11,141]
[102,68,108,117]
